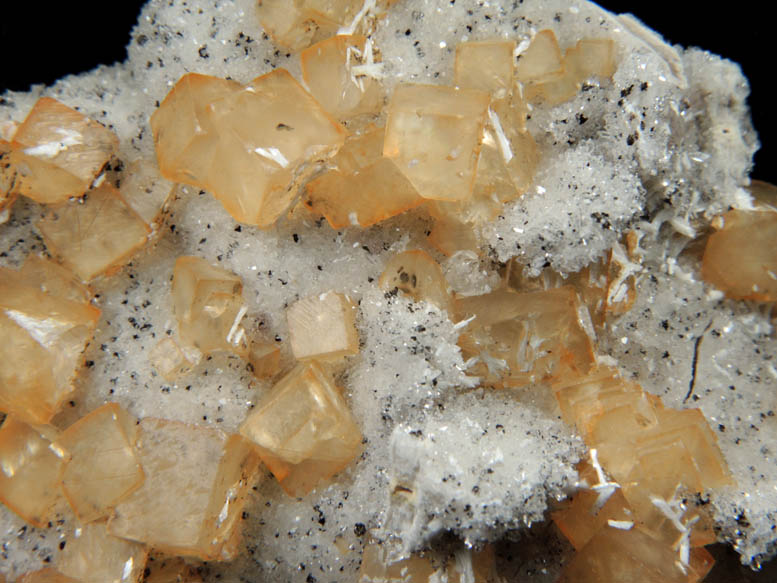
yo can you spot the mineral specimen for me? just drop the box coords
[108,418,260,560]
[286,290,359,361]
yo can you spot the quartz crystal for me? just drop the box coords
[37,183,151,282]
[0,255,100,423]
[301,35,384,120]
[378,250,451,312]
[58,521,148,583]
[16,570,78,583]
[384,84,490,202]
[0,417,62,527]
[53,403,144,523]
[108,418,260,560]
[304,125,423,228]
[153,69,346,227]
[239,361,362,496]
[1,97,118,205]
[287,291,359,361]
[172,256,247,356]
[701,209,777,301]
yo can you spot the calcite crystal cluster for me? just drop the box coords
[1,0,776,582]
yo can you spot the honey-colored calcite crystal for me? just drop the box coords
[53,403,144,523]
[149,337,201,381]
[154,69,345,227]
[379,250,452,312]
[0,140,19,215]
[108,418,260,560]
[16,569,78,583]
[358,543,437,582]
[556,525,714,583]
[456,287,596,387]
[58,521,147,583]
[455,40,516,97]
[37,183,151,281]
[118,159,175,229]
[143,557,203,583]
[515,30,564,84]
[304,126,423,228]
[150,73,241,185]
[0,256,100,423]
[239,361,362,496]
[0,417,62,527]
[384,84,490,202]
[301,35,384,120]
[172,256,247,356]
[4,97,118,205]
[287,291,359,361]
[247,338,281,379]
[701,209,777,301]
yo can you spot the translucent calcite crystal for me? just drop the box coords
[287,291,359,361]
[304,126,423,228]
[515,29,564,84]
[58,521,147,583]
[16,570,78,583]
[37,183,151,282]
[0,140,18,215]
[108,418,260,560]
[384,84,490,202]
[247,338,281,379]
[149,337,201,381]
[239,361,362,496]
[153,69,346,227]
[556,524,714,583]
[378,250,451,312]
[301,34,384,120]
[701,209,777,301]
[0,255,100,423]
[456,286,596,388]
[117,159,175,229]
[52,403,144,523]
[0,417,62,527]
[358,543,437,582]
[256,0,387,50]
[454,40,516,97]
[172,256,247,356]
[2,97,118,205]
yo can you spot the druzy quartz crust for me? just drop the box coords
[0,0,775,581]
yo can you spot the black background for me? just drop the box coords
[0,2,775,580]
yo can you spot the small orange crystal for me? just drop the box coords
[0,417,63,527]
[287,291,359,361]
[108,418,260,560]
[455,40,516,97]
[6,97,118,204]
[0,256,100,423]
[58,521,148,583]
[143,557,203,583]
[16,570,78,583]
[701,209,777,301]
[384,84,490,202]
[149,337,201,381]
[378,250,452,312]
[37,183,151,282]
[239,361,362,496]
[172,256,247,356]
[515,30,564,84]
[53,403,144,523]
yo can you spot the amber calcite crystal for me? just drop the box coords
[3,97,118,205]
[456,286,596,388]
[379,250,452,312]
[16,570,78,583]
[557,524,714,583]
[37,183,151,282]
[301,35,384,120]
[153,69,346,227]
[117,159,175,230]
[358,543,437,582]
[172,256,247,356]
[0,255,100,423]
[149,337,201,382]
[701,209,777,301]
[0,140,19,215]
[304,126,423,228]
[58,521,147,583]
[247,338,281,379]
[384,84,490,202]
[108,418,260,560]
[239,361,362,496]
[53,403,144,523]
[0,417,62,527]
[287,291,359,361]
[455,40,516,97]
[143,557,203,583]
